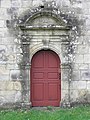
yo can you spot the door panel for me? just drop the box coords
[48,83,58,100]
[31,50,61,106]
[33,72,44,79]
[32,83,44,101]
[48,51,58,68]
[48,72,58,79]
[33,52,44,68]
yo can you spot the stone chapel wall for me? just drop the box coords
[0,0,90,108]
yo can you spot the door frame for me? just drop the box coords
[29,45,70,107]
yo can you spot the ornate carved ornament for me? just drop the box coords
[17,6,72,31]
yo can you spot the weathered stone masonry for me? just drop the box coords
[0,0,90,108]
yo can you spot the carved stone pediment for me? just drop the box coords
[26,15,65,27]
[18,8,71,30]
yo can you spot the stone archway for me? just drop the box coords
[18,6,72,107]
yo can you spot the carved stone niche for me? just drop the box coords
[18,7,72,107]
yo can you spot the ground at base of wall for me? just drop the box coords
[0,105,90,120]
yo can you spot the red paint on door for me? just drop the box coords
[31,50,61,106]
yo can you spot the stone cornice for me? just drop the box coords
[19,25,71,30]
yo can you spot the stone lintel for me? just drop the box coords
[19,25,71,30]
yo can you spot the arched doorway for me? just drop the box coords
[31,50,61,106]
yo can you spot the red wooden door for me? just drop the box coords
[31,50,61,106]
